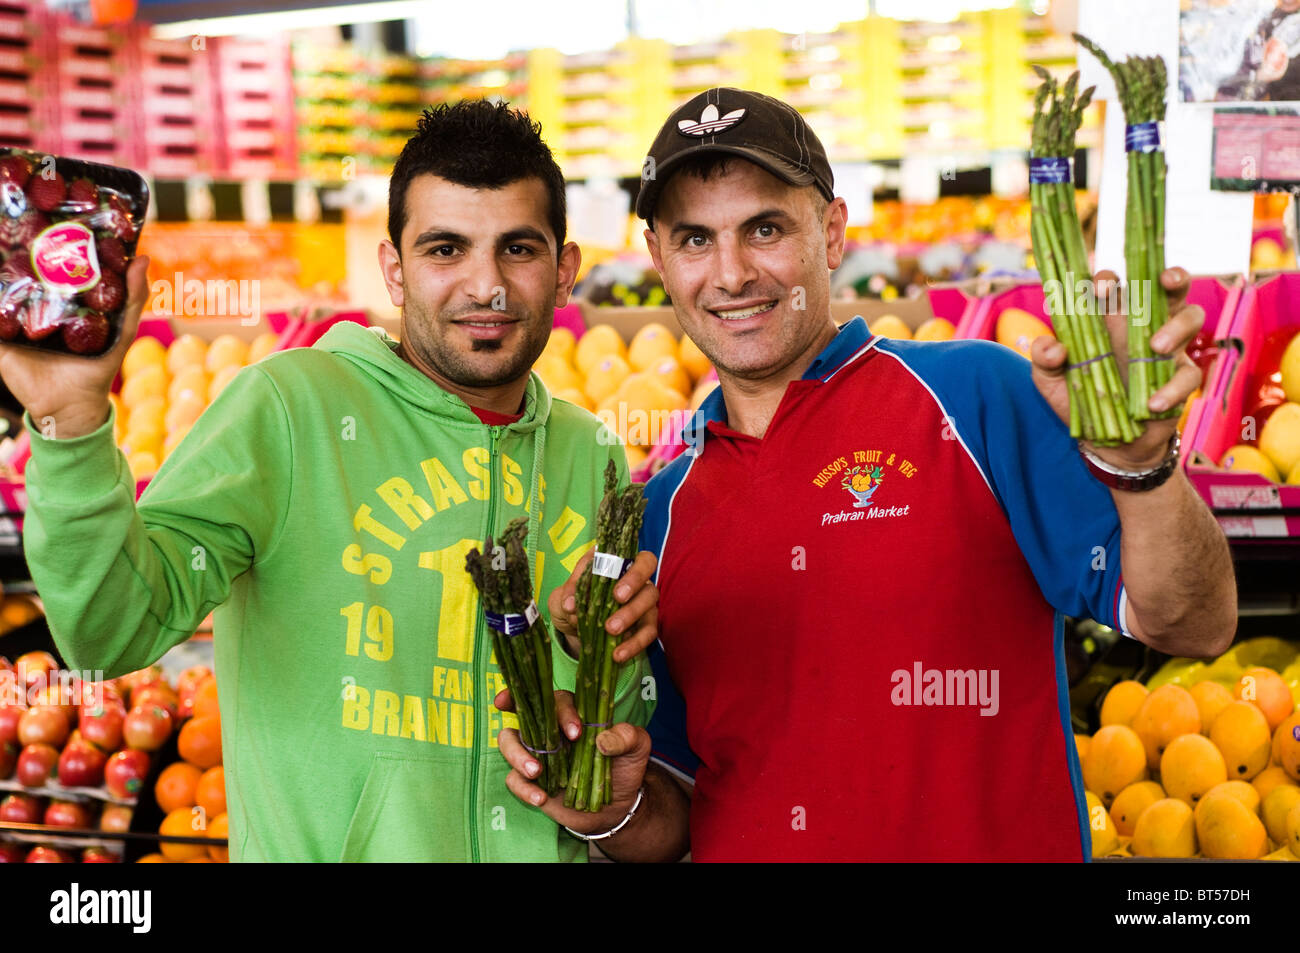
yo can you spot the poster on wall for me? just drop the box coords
[1179,0,1300,102]
[1210,106,1300,190]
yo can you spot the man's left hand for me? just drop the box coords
[548,549,659,663]
[1030,266,1205,471]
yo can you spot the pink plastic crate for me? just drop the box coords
[1185,272,1300,539]
[958,277,1243,461]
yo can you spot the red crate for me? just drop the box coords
[210,35,296,178]
[128,29,216,176]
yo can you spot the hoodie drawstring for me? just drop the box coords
[526,418,545,585]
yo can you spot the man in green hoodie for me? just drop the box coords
[4,101,657,862]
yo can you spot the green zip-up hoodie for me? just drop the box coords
[22,321,652,862]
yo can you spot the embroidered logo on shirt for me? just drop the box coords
[811,448,918,526]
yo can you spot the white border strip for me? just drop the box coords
[871,347,995,498]
[650,755,697,787]
[821,339,879,383]
[1117,585,1136,640]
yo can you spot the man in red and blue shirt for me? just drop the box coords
[500,88,1237,862]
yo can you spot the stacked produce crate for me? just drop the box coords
[210,35,296,180]
[45,18,133,166]
[0,2,52,154]
[129,32,216,178]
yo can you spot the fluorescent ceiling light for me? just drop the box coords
[153,0,427,38]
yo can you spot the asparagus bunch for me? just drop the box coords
[564,460,646,813]
[1029,67,1138,445]
[1073,35,1176,422]
[466,517,568,795]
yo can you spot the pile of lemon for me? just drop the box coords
[1078,637,1300,860]
[111,331,280,480]
[868,314,956,342]
[533,323,715,471]
[1221,331,1300,484]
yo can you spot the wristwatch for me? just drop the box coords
[1078,433,1181,492]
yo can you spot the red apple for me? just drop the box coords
[26,846,70,863]
[81,847,117,863]
[120,665,165,706]
[43,799,92,829]
[78,680,123,716]
[0,793,41,823]
[177,665,211,693]
[0,740,15,779]
[99,803,133,833]
[104,748,150,799]
[57,739,106,787]
[122,704,172,751]
[16,705,69,747]
[0,842,25,862]
[29,679,78,722]
[15,742,57,787]
[0,705,23,746]
[14,652,57,693]
[0,668,18,708]
[79,703,124,752]
[132,685,178,722]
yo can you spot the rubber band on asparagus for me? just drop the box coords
[1067,351,1115,370]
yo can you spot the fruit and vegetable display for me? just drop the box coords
[112,329,283,481]
[1074,36,1176,423]
[0,150,147,357]
[0,652,225,863]
[1077,637,1300,860]
[565,461,645,813]
[466,518,568,796]
[1218,329,1300,485]
[865,314,956,342]
[579,264,670,308]
[531,321,717,474]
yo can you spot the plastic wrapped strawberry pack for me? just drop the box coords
[0,149,149,357]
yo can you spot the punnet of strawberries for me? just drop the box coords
[0,149,149,357]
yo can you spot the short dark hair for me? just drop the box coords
[388,100,567,252]
[649,153,826,228]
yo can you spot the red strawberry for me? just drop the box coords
[0,283,24,341]
[0,155,32,188]
[22,290,66,341]
[83,272,124,312]
[0,298,20,340]
[0,210,49,254]
[65,178,98,212]
[91,193,135,242]
[61,308,110,355]
[1,252,34,283]
[25,172,66,214]
[95,235,126,274]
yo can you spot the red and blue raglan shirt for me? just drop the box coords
[640,316,1133,862]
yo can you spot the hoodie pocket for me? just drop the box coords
[339,751,469,862]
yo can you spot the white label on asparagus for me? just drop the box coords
[592,551,626,579]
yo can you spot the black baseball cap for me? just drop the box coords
[636,87,834,223]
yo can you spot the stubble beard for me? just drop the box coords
[402,296,553,389]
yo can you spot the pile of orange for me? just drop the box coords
[533,323,717,471]
[1079,655,1300,860]
[113,330,280,481]
[136,673,227,863]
